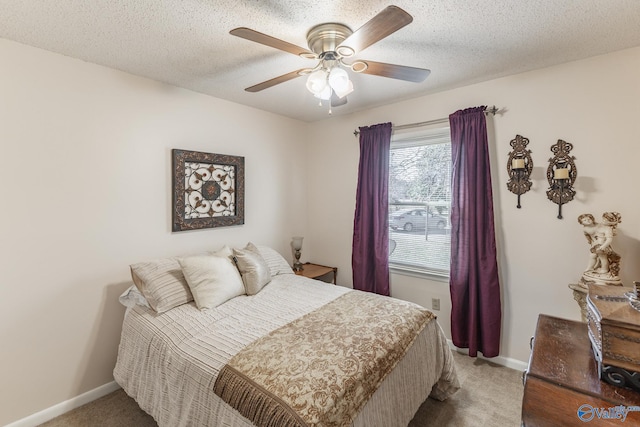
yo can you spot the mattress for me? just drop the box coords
[114,274,459,426]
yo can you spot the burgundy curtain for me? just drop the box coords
[449,106,501,357]
[352,122,392,296]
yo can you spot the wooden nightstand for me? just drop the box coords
[294,262,337,284]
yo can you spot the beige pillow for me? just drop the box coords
[178,254,245,310]
[233,243,272,295]
[130,257,193,313]
[255,245,294,276]
[212,245,233,259]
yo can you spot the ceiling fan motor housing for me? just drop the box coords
[306,23,353,58]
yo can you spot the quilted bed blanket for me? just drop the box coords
[114,275,459,427]
[214,291,435,427]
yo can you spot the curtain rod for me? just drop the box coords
[353,105,499,137]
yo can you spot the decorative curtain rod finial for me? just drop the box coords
[485,105,499,115]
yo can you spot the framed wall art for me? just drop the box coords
[172,149,245,232]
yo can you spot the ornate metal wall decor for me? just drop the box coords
[506,134,533,208]
[172,149,245,231]
[546,139,577,219]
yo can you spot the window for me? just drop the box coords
[388,127,451,278]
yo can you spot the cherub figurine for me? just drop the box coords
[578,212,622,285]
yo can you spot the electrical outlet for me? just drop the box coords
[432,298,440,311]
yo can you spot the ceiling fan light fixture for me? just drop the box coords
[314,85,332,101]
[306,69,328,95]
[333,79,354,99]
[328,67,350,92]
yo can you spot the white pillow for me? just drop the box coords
[118,285,151,309]
[233,243,272,295]
[179,254,245,310]
[255,245,294,276]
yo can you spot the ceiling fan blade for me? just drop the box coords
[331,92,348,107]
[337,6,413,55]
[230,27,316,58]
[357,60,430,83]
[245,69,308,92]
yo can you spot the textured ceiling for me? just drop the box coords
[2,1,640,122]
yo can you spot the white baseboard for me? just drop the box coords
[448,340,528,372]
[5,381,121,427]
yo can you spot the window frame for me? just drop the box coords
[388,126,452,280]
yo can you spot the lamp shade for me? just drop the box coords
[328,67,349,91]
[306,70,327,95]
[292,236,304,251]
[333,79,353,99]
[313,85,332,100]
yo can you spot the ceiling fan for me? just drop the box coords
[230,5,430,108]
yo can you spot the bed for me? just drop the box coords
[114,244,459,427]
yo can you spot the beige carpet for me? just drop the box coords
[40,351,523,427]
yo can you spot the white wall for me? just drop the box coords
[0,39,308,426]
[306,46,640,365]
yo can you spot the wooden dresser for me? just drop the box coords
[522,314,640,426]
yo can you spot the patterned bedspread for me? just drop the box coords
[214,291,435,427]
[114,275,459,427]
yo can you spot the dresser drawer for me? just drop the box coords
[522,376,637,426]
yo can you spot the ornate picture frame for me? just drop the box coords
[172,149,245,232]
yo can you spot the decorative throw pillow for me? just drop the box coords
[233,243,272,295]
[178,254,245,310]
[255,244,294,276]
[130,257,193,313]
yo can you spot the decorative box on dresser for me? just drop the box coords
[586,283,640,391]
[522,314,640,426]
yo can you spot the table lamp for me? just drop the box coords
[292,236,304,271]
